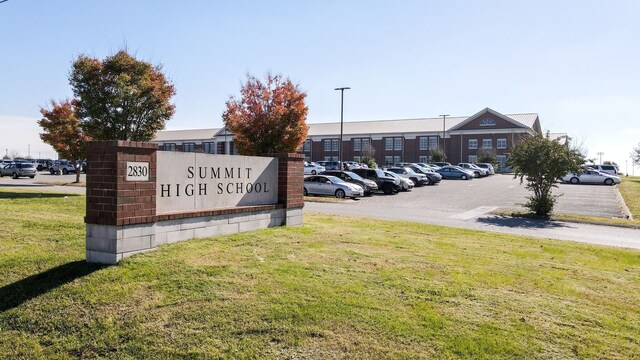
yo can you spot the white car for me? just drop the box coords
[383,171,414,191]
[303,162,326,175]
[562,170,621,186]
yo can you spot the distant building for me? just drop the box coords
[152,107,549,172]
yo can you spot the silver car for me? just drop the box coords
[562,170,621,185]
[0,162,37,179]
[304,175,365,199]
[383,171,414,191]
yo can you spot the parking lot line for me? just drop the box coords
[448,206,499,220]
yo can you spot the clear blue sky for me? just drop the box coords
[1,0,639,172]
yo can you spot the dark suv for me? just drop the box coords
[320,170,378,196]
[351,168,401,195]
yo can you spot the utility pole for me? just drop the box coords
[440,114,449,156]
[334,87,351,167]
[597,151,604,164]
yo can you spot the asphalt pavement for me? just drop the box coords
[304,174,640,250]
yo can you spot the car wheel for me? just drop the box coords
[605,178,614,186]
[383,183,394,195]
[474,172,480,178]
[570,177,579,184]
[461,174,468,180]
[311,170,316,175]
[335,189,346,198]
[12,172,18,179]
[50,169,55,175]
[303,188,308,196]
[29,176,35,179]
[62,169,68,175]
[37,165,43,171]
[424,177,432,185]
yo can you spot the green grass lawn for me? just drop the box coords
[619,176,640,221]
[1,189,639,359]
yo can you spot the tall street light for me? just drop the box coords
[597,151,604,164]
[440,114,449,154]
[335,87,351,166]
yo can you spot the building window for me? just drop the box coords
[497,138,507,149]
[203,142,216,154]
[468,139,478,150]
[419,156,430,163]
[303,140,311,152]
[353,156,361,162]
[384,156,394,166]
[480,118,496,126]
[429,137,438,150]
[183,143,195,152]
[361,138,370,151]
[304,156,311,162]
[468,155,478,163]
[497,155,507,170]
[385,138,393,151]
[163,143,176,151]
[324,139,339,152]
[324,156,338,161]
[353,139,361,151]
[419,137,428,150]
[482,139,492,149]
[394,138,402,151]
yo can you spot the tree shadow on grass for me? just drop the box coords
[476,215,569,229]
[0,191,80,199]
[0,260,106,312]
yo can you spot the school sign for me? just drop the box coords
[85,141,304,264]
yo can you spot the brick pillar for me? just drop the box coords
[85,141,158,264]
[264,153,304,225]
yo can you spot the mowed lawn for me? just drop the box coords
[1,190,639,359]
[619,176,640,221]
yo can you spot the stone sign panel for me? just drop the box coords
[156,152,278,213]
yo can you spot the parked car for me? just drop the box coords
[562,170,621,185]
[303,175,365,199]
[316,161,340,170]
[383,171,414,191]
[416,163,441,171]
[351,168,402,195]
[435,166,474,180]
[583,164,618,176]
[385,167,430,186]
[304,162,326,175]
[49,160,77,175]
[0,162,37,179]
[475,163,495,175]
[35,159,53,171]
[404,164,442,184]
[320,170,378,196]
[457,163,488,177]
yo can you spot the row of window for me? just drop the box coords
[308,137,508,153]
[468,138,507,150]
[318,154,509,169]
[161,142,230,154]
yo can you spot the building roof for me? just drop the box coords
[152,108,540,141]
[153,128,220,142]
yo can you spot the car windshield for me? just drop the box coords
[384,171,399,179]
[404,167,416,174]
[326,176,345,184]
[344,171,363,180]
[375,169,386,177]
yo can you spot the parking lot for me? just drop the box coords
[305,174,626,220]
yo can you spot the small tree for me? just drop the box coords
[508,134,584,215]
[223,73,309,155]
[38,99,90,183]
[361,156,378,169]
[477,148,498,167]
[631,143,640,166]
[70,50,176,141]
[430,148,446,163]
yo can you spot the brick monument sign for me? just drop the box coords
[85,141,304,264]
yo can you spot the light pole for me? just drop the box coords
[440,114,449,155]
[335,87,350,166]
[597,151,604,164]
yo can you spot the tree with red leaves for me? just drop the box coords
[38,99,90,183]
[223,73,309,155]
